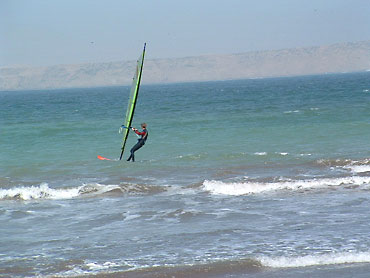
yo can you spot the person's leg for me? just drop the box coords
[130,148,135,162]
[127,154,133,161]
[127,141,144,162]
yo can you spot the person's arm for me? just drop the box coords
[132,128,146,136]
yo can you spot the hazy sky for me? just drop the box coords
[1,0,370,67]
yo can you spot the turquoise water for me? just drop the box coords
[1,72,370,277]
[2,73,369,183]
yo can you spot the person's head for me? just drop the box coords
[141,123,147,129]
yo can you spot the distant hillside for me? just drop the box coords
[1,41,370,91]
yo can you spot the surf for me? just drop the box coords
[203,176,370,196]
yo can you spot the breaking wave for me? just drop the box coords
[203,176,370,196]
[316,158,370,174]
[54,252,370,277]
[61,258,263,278]
[0,183,117,201]
[317,158,370,169]
[260,251,370,268]
[0,182,166,201]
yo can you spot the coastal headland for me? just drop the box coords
[1,40,369,91]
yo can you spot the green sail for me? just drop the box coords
[119,43,146,160]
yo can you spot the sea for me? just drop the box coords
[1,72,370,278]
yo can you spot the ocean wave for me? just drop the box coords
[0,183,82,201]
[317,158,370,173]
[119,183,167,195]
[54,252,370,277]
[284,110,300,114]
[253,151,291,157]
[260,251,370,268]
[344,165,370,174]
[254,152,267,156]
[317,158,370,167]
[73,258,262,278]
[0,182,164,201]
[203,176,370,196]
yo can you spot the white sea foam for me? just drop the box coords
[284,110,300,114]
[345,165,370,173]
[0,183,80,200]
[60,260,122,277]
[324,158,370,173]
[0,183,120,201]
[203,176,370,196]
[254,152,267,156]
[86,261,119,271]
[260,251,370,268]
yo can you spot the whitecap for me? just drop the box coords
[254,152,267,156]
[0,183,80,201]
[344,165,370,173]
[86,261,119,271]
[202,176,370,196]
[284,110,300,114]
[260,251,370,268]
[0,183,121,201]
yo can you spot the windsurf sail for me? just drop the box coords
[119,43,146,160]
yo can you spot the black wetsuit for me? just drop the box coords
[127,128,148,162]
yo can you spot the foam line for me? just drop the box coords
[0,183,120,201]
[260,251,370,268]
[203,176,370,196]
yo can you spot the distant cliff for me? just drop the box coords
[1,41,370,91]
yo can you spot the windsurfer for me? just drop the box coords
[127,123,148,162]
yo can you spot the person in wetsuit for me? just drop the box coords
[127,123,148,162]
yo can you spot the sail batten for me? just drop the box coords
[119,43,146,160]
